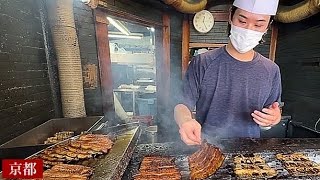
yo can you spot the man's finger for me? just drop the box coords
[253,118,270,127]
[179,129,199,145]
[194,126,202,143]
[251,113,272,124]
[180,132,198,145]
[252,111,273,122]
[262,108,274,115]
[272,102,279,109]
[185,128,200,144]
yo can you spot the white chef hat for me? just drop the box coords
[233,0,279,15]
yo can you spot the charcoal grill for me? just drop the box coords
[0,123,141,180]
[123,138,320,180]
[0,116,105,171]
[0,116,105,149]
[88,124,141,180]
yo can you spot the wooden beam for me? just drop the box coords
[96,7,162,27]
[189,43,227,48]
[157,13,170,108]
[206,0,233,10]
[211,11,229,22]
[269,24,279,62]
[182,14,190,79]
[190,11,229,23]
[95,9,108,24]
[94,9,115,115]
[155,26,163,119]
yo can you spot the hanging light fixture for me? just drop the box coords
[107,17,130,35]
[108,32,144,39]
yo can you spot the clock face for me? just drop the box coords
[193,10,215,33]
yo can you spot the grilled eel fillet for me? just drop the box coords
[276,153,320,176]
[13,164,92,180]
[34,134,113,167]
[188,141,225,180]
[50,164,93,175]
[43,164,92,180]
[44,131,74,144]
[139,156,175,168]
[70,134,113,153]
[233,154,277,178]
[134,174,181,180]
[134,156,181,180]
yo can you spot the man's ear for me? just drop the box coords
[228,7,232,24]
[228,17,232,25]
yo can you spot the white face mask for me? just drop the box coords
[229,24,265,54]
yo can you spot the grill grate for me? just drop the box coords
[123,139,320,180]
[8,126,141,180]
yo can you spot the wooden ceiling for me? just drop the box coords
[129,0,174,11]
[129,0,233,11]
[127,0,303,12]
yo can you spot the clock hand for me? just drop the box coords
[203,21,207,29]
[202,16,207,29]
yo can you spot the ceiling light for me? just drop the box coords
[109,32,143,36]
[147,27,155,32]
[108,34,143,39]
[107,17,130,36]
[109,32,144,39]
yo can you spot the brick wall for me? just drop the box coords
[73,1,103,116]
[0,0,55,144]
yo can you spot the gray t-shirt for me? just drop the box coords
[181,46,282,138]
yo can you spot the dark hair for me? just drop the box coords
[227,6,274,44]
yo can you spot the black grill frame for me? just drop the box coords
[123,138,320,180]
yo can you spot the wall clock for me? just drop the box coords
[193,10,214,33]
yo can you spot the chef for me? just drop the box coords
[175,0,282,145]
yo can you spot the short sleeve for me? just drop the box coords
[180,55,207,111]
[264,66,282,107]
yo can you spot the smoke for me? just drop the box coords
[154,51,183,143]
[202,136,224,151]
[201,127,229,150]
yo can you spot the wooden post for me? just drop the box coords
[182,14,190,79]
[157,13,170,111]
[94,9,115,115]
[269,24,279,62]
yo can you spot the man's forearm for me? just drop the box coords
[174,104,193,127]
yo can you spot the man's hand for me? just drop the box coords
[179,119,202,145]
[251,102,281,127]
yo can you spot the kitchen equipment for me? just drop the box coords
[144,125,158,144]
[260,116,291,138]
[0,123,141,180]
[288,121,320,138]
[123,138,320,179]
[0,116,105,148]
[0,116,105,171]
